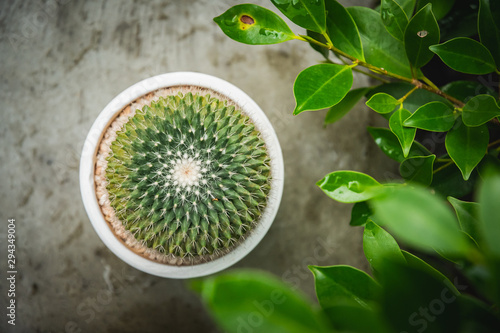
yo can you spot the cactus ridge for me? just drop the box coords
[105,92,271,260]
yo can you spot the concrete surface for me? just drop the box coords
[0,0,387,332]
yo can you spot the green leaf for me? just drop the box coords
[431,162,477,198]
[325,0,364,60]
[439,1,479,40]
[293,64,353,115]
[479,0,500,68]
[348,7,413,78]
[309,265,379,310]
[448,197,481,244]
[370,186,472,256]
[441,80,497,103]
[393,0,416,18]
[270,0,326,33]
[367,127,430,163]
[325,87,370,125]
[365,92,399,114]
[363,221,406,277]
[389,108,415,158]
[404,3,440,68]
[445,119,489,180]
[478,172,500,257]
[317,171,381,203]
[350,201,372,227]
[401,250,459,294]
[429,37,497,74]
[322,305,390,333]
[416,0,455,20]
[306,30,329,59]
[379,261,461,333]
[195,270,331,333]
[457,295,500,332]
[214,4,296,45]
[403,101,457,131]
[367,82,452,113]
[462,94,500,127]
[400,155,436,186]
[380,0,409,41]
[478,154,500,179]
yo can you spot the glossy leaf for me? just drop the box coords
[367,82,452,113]
[350,201,372,227]
[441,80,497,102]
[445,119,489,180]
[389,108,415,158]
[403,101,456,131]
[317,171,381,203]
[393,0,416,18]
[479,0,500,68]
[325,87,370,125]
[214,4,295,45]
[365,92,399,114]
[429,37,497,74]
[404,4,440,68]
[448,197,481,243]
[380,0,409,41]
[401,250,459,294]
[379,261,461,333]
[309,265,379,310]
[271,0,326,33]
[325,0,364,60]
[293,64,353,115]
[462,94,500,127]
[370,185,472,256]
[194,270,331,333]
[348,7,413,78]
[367,127,430,163]
[363,221,406,277]
[478,173,500,257]
[399,155,436,186]
[416,0,455,20]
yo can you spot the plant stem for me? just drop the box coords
[327,57,390,83]
[487,138,500,149]
[398,86,419,103]
[354,68,390,83]
[297,35,465,108]
[322,31,334,49]
[422,75,439,90]
[433,161,453,174]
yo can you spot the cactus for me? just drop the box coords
[105,92,271,262]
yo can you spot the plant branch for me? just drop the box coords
[422,75,439,90]
[398,86,419,103]
[297,35,466,108]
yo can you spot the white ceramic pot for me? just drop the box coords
[79,72,284,279]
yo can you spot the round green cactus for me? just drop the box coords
[105,92,271,262]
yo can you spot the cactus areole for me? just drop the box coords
[94,85,273,266]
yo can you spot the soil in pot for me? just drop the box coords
[95,86,272,266]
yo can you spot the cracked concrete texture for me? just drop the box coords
[0,0,386,332]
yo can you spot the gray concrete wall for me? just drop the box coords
[0,0,387,332]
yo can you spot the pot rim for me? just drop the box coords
[79,72,284,279]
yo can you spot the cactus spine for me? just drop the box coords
[105,92,271,262]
